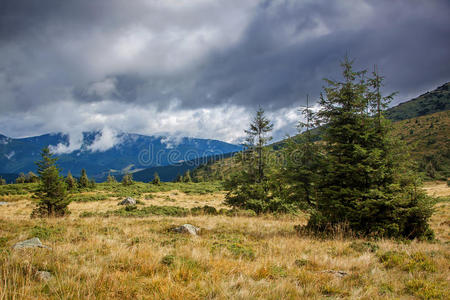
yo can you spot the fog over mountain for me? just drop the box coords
[1,0,449,146]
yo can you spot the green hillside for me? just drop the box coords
[385,82,450,121]
[392,110,449,179]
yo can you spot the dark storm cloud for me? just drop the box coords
[0,0,449,141]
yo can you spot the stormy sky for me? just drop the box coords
[1,0,449,150]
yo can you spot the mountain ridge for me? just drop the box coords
[0,131,242,179]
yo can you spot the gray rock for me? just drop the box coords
[172,224,200,236]
[321,270,348,277]
[35,271,52,282]
[13,238,52,250]
[118,197,136,205]
[0,201,9,205]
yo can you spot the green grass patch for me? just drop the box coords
[0,183,38,196]
[30,225,66,241]
[378,250,437,272]
[405,278,448,299]
[69,194,109,202]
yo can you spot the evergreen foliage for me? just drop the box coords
[65,171,77,190]
[31,147,70,217]
[152,172,161,185]
[224,107,276,213]
[122,173,134,186]
[280,96,324,210]
[175,174,183,183]
[15,172,26,184]
[306,58,433,239]
[183,170,192,183]
[107,172,117,183]
[79,169,90,188]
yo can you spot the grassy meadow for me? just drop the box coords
[0,181,449,299]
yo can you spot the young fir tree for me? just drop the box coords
[183,170,192,183]
[107,172,117,183]
[16,172,26,184]
[224,107,275,213]
[122,173,133,186]
[65,171,77,190]
[26,171,40,183]
[281,95,323,210]
[79,169,90,188]
[309,58,433,239]
[152,172,161,185]
[175,174,183,183]
[31,147,70,217]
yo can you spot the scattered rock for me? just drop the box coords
[321,270,348,277]
[35,271,52,282]
[12,238,52,250]
[171,224,200,236]
[0,201,9,205]
[118,197,136,205]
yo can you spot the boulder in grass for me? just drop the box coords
[0,202,8,205]
[118,197,136,206]
[171,224,200,236]
[13,237,51,250]
[35,271,52,282]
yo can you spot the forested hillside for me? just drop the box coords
[384,82,450,121]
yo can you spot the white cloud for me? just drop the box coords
[87,127,122,152]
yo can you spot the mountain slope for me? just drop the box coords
[0,132,242,179]
[385,82,450,121]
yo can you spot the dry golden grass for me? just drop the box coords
[0,183,449,299]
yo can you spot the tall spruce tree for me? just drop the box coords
[308,58,433,239]
[224,107,275,213]
[281,95,323,209]
[32,147,70,217]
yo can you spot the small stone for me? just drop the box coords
[13,237,52,250]
[171,224,200,236]
[0,201,9,205]
[35,271,52,282]
[321,270,348,277]
[118,197,136,205]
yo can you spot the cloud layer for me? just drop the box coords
[1,0,449,148]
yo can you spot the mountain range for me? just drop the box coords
[0,132,242,181]
[1,81,449,183]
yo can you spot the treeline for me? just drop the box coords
[224,59,434,239]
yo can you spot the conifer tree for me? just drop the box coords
[0,177,6,185]
[65,171,77,190]
[107,172,117,183]
[282,95,323,209]
[31,147,70,217]
[152,172,161,185]
[175,174,183,183]
[16,172,26,184]
[26,171,40,183]
[79,168,90,188]
[183,170,192,182]
[308,58,433,239]
[89,178,96,188]
[225,107,275,213]
[121,173,133,186]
